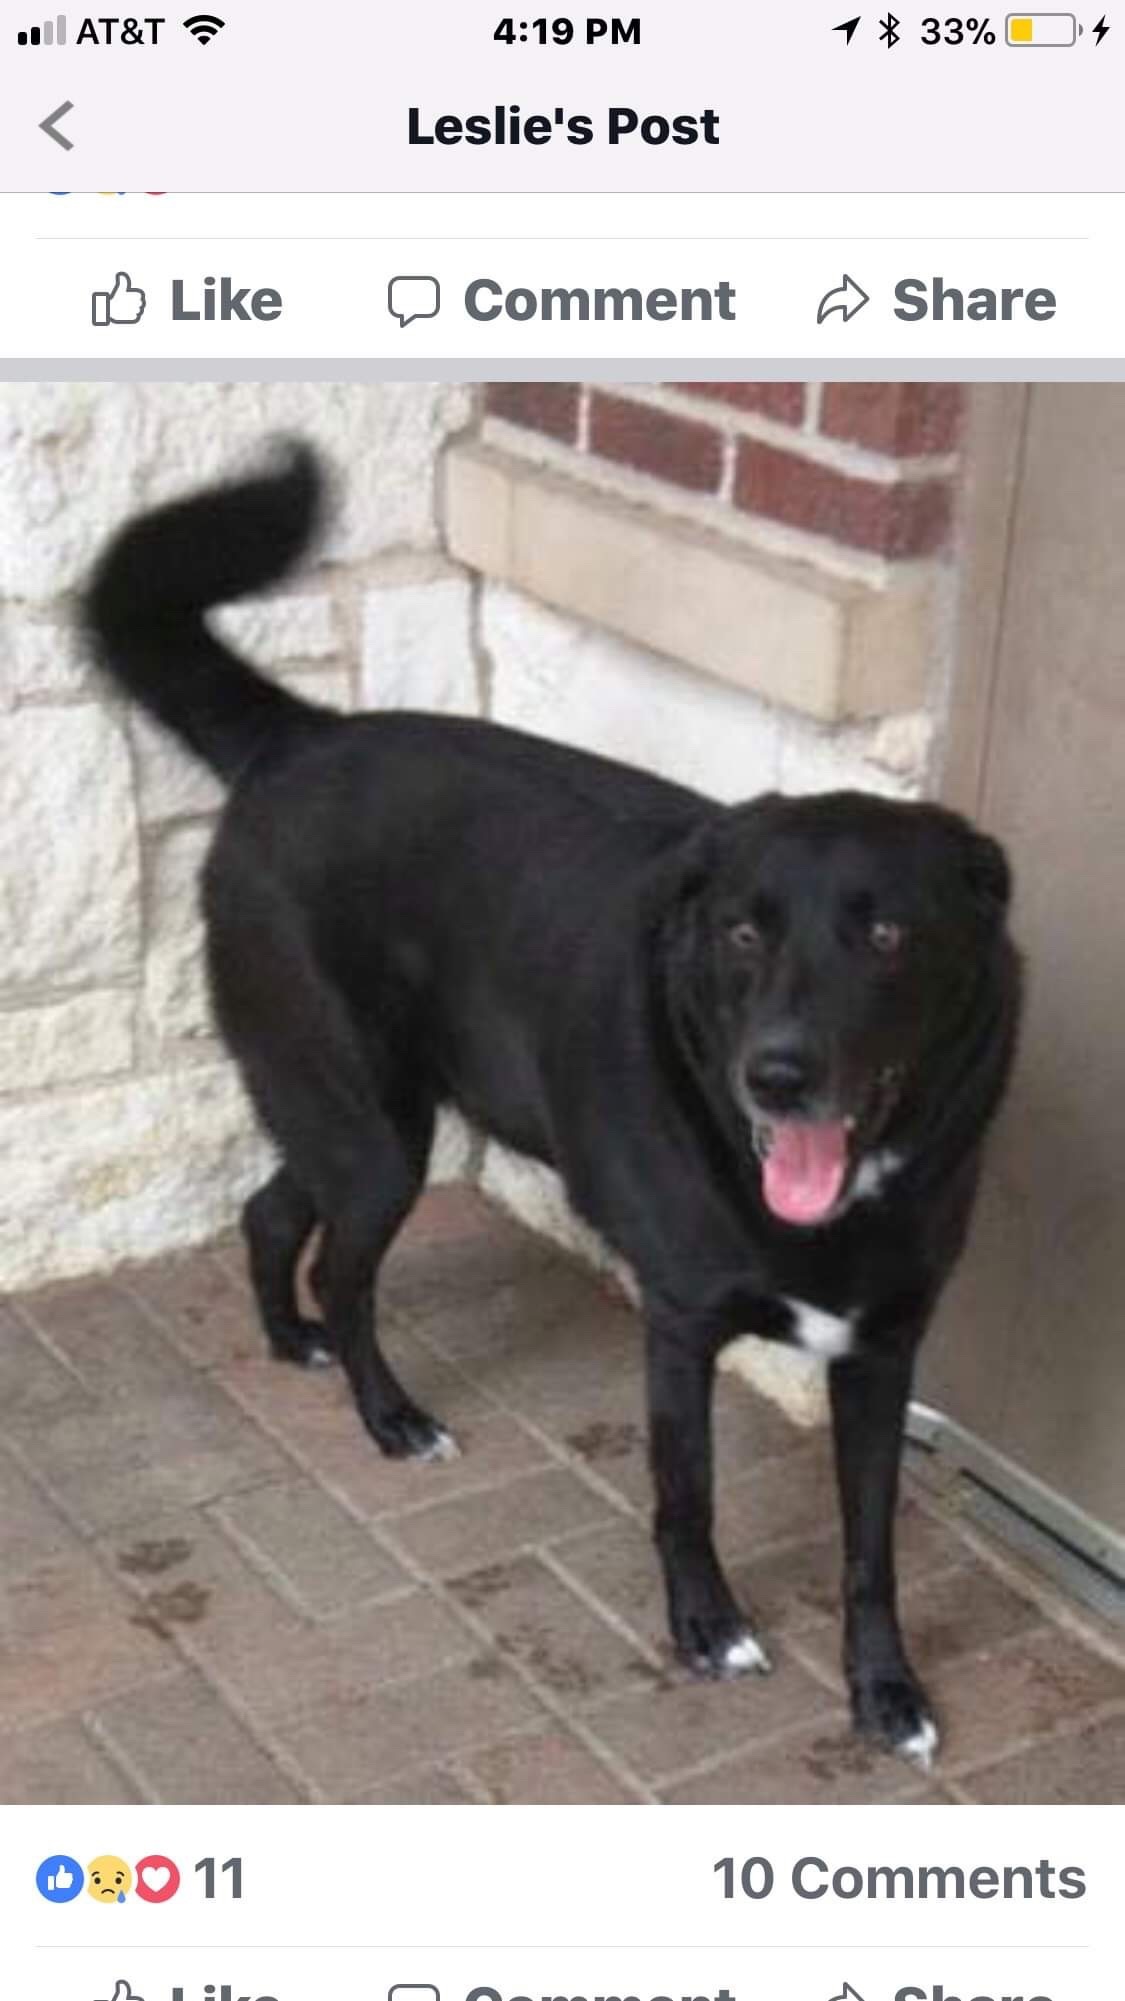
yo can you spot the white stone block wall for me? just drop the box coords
[0,382,475,1289]
[481,584,935,805]
[0,381,953,1350]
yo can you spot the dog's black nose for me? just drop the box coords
[744,1037,822,1112]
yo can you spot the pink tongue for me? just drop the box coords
[762,1121,849,1225]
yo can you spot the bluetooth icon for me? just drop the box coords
[879,11,901,43]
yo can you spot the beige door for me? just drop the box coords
[922,384,1125,1561]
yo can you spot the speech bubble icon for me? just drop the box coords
[388,274,441,327]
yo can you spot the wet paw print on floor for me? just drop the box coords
[465,1654,507,1683]
[116,1536,210,1635]
[565,1420,643,1464]
[128,1581,211,1638]
[450,1560,522,1610]
[116,1538,194,1576]
[800,1727,897,1786]
[514,1631,603,1700]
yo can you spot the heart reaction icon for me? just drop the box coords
[134,1854,181,1903]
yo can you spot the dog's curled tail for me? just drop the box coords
[85,440,332,782]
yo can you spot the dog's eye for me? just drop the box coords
[727,920,761,952]
[870,919,906,956]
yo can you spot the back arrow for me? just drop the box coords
[817,273,870,324]
[835,15,862,41]
[39,100,74,150]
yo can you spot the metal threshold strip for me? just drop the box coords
[907,1401,1125,1627]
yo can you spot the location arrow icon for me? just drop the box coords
[817,273,870,324]
[39,100,74,150]
[835,15,862,42]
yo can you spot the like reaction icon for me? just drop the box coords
[91,272,147,326]
[36,1853,84,1902]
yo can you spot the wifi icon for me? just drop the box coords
[183,12,224,42]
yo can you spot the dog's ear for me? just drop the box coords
[672,818,721,900]
[927,806,1013,925]
[663,793,786,915]
[963,829,1012,920]
[651,822,722,991]
[656,823,723,1060]
[668,794,785,907]
[730,790,784,830]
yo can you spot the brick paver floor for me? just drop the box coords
[2,1186,1123,1804]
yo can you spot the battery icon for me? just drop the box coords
[1006,12,1078,41]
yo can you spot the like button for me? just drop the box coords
[36,1853,84,1902]
[91,272,147,326]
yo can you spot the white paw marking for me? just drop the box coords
[306,1344,334,1369]
[420,1426,461,1464]
[784,1297,855,1360]
[851,1149,904,1202]
[899,1716,940,1772]
[722,1631,772,1674]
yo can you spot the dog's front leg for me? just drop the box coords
[646,1315,771,1678]
[828,1346,938,1769]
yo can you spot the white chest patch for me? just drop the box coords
[850,1149,904,1202]
[783,1296,855,1360]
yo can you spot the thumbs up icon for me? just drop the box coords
[91,271,146,325]
[35,1851,84,1902]
[95,1981,144,2001]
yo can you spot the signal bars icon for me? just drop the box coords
[17,9,227,42]
[17,12,66,42]
[183,12,225,41]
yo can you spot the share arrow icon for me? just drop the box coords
[835,16,862,42]
[816,273,870,324]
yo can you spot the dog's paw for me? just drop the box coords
[675,1612,773,1681]
[852,1672,940,1771]
[370,1404,461,1463]
[268,1317,336,1369]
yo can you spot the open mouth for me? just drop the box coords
[751,1115,858,1226]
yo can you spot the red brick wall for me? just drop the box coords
[484,383,964,562]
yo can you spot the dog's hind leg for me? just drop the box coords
[209,873,454,1461]
[307,1095,457,1461]
[242,1164,332,1368]
[248,1067,453,1459]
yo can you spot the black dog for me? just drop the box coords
[86,445,1021,1767]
